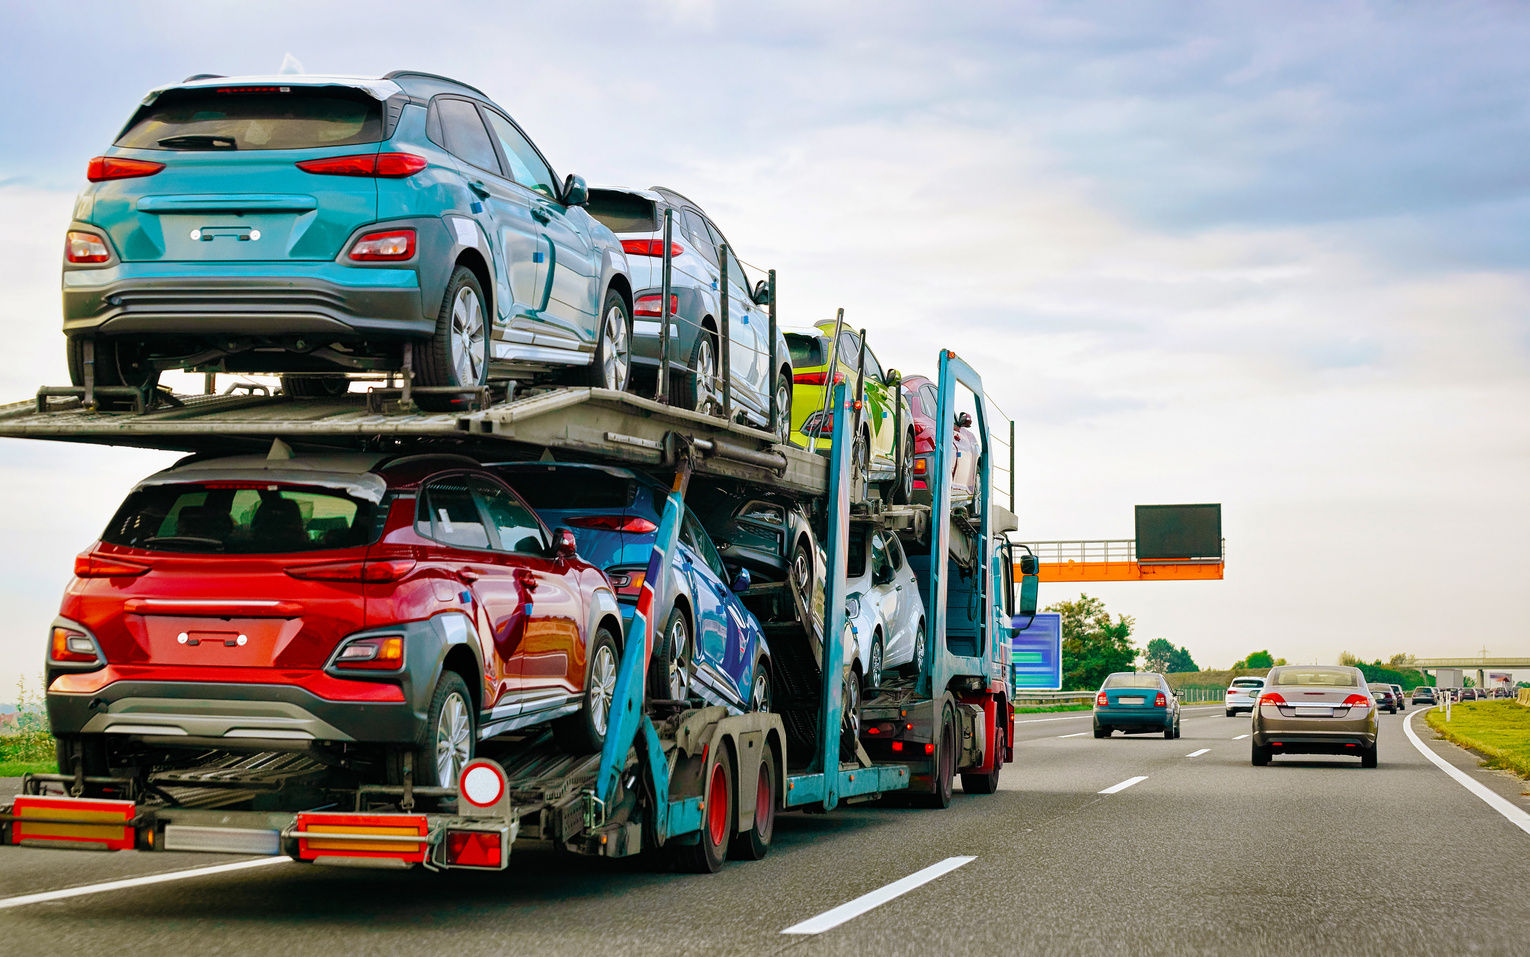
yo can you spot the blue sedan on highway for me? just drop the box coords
[1094,672,1182,739]
[490,461,772,716]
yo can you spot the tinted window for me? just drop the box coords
[680,209,718,265]
[863,347,885,383]
[117,88,383,151]
[846,524,870,579]
[885,532,905,571]
[1102,673,1165,690]
[1267,667,1358,688]
[103,483,374,554]
[474,480,547,554]
[723,242,749,294]
[787,334,825,367]
[1230,678,1264,689]
[838,331,862,368]
[498,468,635,510]
[919,384,939,414]
[437,98,502,174]
[586,190,658,233]
[481,110,557,199]
[417,479,491,550]
[682,510,727,579]
[870,532,892,582]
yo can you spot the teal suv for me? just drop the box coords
[61,72,633,409]
[1093,672,1182,739]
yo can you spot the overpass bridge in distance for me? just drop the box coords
[1413,657,1530,689]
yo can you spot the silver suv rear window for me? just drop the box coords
[587,190,658,233]
[116,88,384,151]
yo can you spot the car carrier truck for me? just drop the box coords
[0,348,1036,873]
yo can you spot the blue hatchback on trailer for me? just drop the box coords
[491,461,773,716]
[61,72,633,410]
[1093,671,1182,739]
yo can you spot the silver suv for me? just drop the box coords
[586,187,791,440]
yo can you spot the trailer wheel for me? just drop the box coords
[555,626,620,754]
[961,714,1004,795]
[915,707,956,809]
[670,747,734,873]
[730,742,777,861]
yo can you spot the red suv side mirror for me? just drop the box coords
[553,528,577,561]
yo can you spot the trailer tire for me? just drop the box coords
[670,747,734,874]
[961,715,1004,795]
[554,626,620,754]
[730,742,777,861]
[915,706,956,808]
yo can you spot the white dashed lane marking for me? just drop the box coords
[1185,748,1210,757]
[781,857,976,934]
[1099,776,1148,794]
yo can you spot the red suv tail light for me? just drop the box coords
[296,152,427,177]
[51,627,100,664]
[73,554,149,578]
[347,229,416,261]
[567,515,658,534]
[1155,692,1167,707]
[1096,692,1108,706]
[86,156,165,182]
[333,635,404,670]
[1342,694,1372,710]
[286,559,416,582]
[633,294,678,317]
[620,239,683,258]
[1258,692,1286,707]
[65,231,112,264]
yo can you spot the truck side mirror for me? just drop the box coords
[1014,545,1039,625]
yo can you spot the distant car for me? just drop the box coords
[1225,676,1266,716]
[584,187,791,440]
[49,452,626,795]
[900,373,978,505]
[1388,684,1406,711]
[1411,686,1437,705]
[1252,665,1377,767]
[1368,682,1399,714]
[489,462,772,715]
[1094,672,1181,739]
[1460,688,1478,701]
[843,523,927,692]
[787,323,914,502]
[63,72,634,410]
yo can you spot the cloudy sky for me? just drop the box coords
[1,0,1527,696]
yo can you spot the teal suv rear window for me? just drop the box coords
[116,87,383,151]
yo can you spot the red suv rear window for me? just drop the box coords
[102,483,378,554]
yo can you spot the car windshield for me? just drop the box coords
[496,468,635,510]
[586,190,658,233]
[1102,674,1163,690]
[1267,667,1357,688]
[102,483,376,554]
[787,334,826,368]
[116,87,384,151]
[1230,679,1263,689]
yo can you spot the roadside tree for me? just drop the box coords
[1048,594,1137,691]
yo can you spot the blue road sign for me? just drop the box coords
[1012,612,1062,691]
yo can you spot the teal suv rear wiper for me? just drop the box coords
[156,134,238,150]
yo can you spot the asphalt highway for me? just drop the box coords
[3,705,1528,956]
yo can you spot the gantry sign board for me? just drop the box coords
[1135,504,1222,561]
[1012,613,1063,691]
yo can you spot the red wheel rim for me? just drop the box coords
[706,763,728,847]
[756,763,774,837]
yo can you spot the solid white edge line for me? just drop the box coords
[1185,749,1210,757]
[0,857,288,911]
[781,856,976,934]
[1404,709,1530,838]
[1098,775,1148,794]
[1057,732,1088,738]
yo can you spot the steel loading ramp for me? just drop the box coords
[0,386,830,497]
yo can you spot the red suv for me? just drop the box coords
[46,449,624,792]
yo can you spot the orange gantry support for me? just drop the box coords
[1015,540,1224,583]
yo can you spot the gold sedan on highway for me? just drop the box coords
[1251,665,1378,768]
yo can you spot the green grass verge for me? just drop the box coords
[0,761,56,778]
[1426,700,1530,780]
